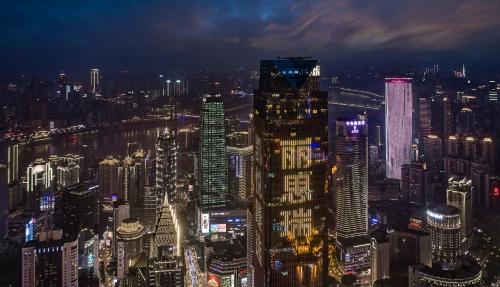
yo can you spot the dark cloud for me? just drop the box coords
[1,0,500,76]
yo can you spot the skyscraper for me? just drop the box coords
[252,57,328,286]
[98,156,120,204]
[427,205,461,270]
[385,78,413,180]
[334,117,368,240]
[156,127,177,206]
[22,230,78,287]
[199,94,228,210]
[90,68,99,93]
[446,177,472,251]
[7,144,19,184]
[227,145,253,204]
[333,117,371,285]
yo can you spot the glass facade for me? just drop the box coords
[252,58,328,286]
[200,94,228,210]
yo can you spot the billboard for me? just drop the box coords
[202,213,210,234]
[207,273,221,287]
[210,223,227,233]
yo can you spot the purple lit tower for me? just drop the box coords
[385,78,413,180]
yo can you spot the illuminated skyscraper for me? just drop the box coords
[227,145,253,204]
[252,57,328,286]
[156,127,177,206]
[199,94,228,210]
[90,68,99,93]
[98,156,120,204]
[446,177,472,251]
[385,78,413,180]
[333,117,371,285]
[419,98,432,138]
[334,117,368,240]
[427,205,461,270]
[7,144,19,184]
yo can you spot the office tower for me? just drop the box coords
[112,199,130,258]
[98,156,120,204]
[401,162,427,204]
[7,144,19,184]
[334,118,368,239]
[63,183,99,236]
[199,94,228,210]
[57,162,80,189]
[90,68,99,93]
[427,205,461,270]
[446,177,472,251]
[385,78,413,180]
[119,156,137,204]
[22,230,78,287]
[27,159,54,192]
[423,135,443,171]
[132,149,151,194]
[419,98,432,138]
[252,57,328,286]
[227,145,253,204]
[149,204,183,287]
[334,118,371,285]
[156,127,177,205]
[116,218,144,280]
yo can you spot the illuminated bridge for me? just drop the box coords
[328,87,384,110]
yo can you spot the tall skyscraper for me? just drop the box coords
[385,78,413,180]
[22,230,78,287]
[199,94,228,210]
[333,117,371,285]
[334,118,368,239]
[98,156,120,204]
[62,183,99,237]
[90,68,99,93]
[446,177,472,251]
[7,144,19,184]
[156,127,177,206]
[227,145,253,204]
[252,57,328,286]
[423,135,443,171]
[419,98,432,138]
[427,205,461,270]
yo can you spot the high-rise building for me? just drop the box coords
[90,68,99,93]
[488,80,498,102]
[252,57,328,286]
[199,94,228,210]
[21,230,78,287]
[62,183,99,237]
[446,177,472,251]
[419,98,432,138]
[227,145,253,204]
[156,127,177,205]
[423,135,443,171]
[401,162,427,204]
[7,144,19,184]
[112,199,130,259]
[119,156,138,204]
[334,118,368,239]
[426,205,461,270]
[333,117,371,285]
[98,156,120,204]
[385,78,413,180]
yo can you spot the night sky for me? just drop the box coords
[2,0,500,76]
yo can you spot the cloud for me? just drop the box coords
[1,0,500,75]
